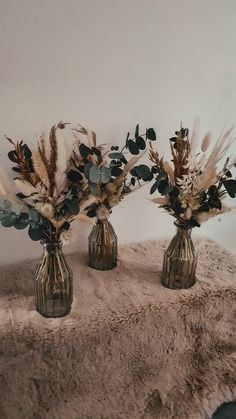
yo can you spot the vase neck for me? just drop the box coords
[96,205,110,222]
[175,226,192,238]
[41,241,62,253]
[96,217,110,226]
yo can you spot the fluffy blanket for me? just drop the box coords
[0,238,236,419]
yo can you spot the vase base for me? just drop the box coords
[36,307,71,318]
[161,276,196,290]
[88,262,117,271]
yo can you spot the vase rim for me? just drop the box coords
[40,240,62,246]
[174,221,193,230]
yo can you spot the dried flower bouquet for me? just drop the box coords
[69,123,157,219]
[149,123,236,289]
[68,123,157,270]
[0,122,94,244]
[149,125,236,228]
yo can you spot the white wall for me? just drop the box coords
[0,0,236,265]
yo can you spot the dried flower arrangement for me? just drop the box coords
[0,122,94,244]
[69,123,157,219]
[149,124,236,228]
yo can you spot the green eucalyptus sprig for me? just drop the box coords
[69,124,157,218]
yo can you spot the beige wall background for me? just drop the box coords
[0,0,236,265]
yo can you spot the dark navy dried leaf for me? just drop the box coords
[67,170,83,183]
[150,180,160,194]
[128,140,139,155]
[223,179,236,198]
[79,143,92,158]
[8,150,18,163]
[146,128,156,141]
[136,136,146,150]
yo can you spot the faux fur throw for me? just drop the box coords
[0,238,236,419]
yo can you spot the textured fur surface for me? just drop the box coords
[0,238,236,419]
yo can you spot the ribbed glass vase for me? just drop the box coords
[161,225,197,289]
[35,241,73,318]
[88,218,118,270]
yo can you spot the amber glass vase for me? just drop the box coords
[161,225,197,289]
[88,217,118,270]
[35,241,73,318]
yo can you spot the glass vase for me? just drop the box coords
[35,241,73,318]
[161,225,197,289]
[88,218,118,270]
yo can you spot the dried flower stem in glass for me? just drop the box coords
[161,225,197,289]
[35,241,73,318]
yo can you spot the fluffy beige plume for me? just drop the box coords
[60,228,74,245]
[54,126,70,194]
[198,167,217,193]
[123,152,145,176]
[97,205,110,220]
[14,178,37,197]
[87,128,96,147]
[163,161,175,185]
[201,131,211,152]
[151,196,169,205]
[113,152,145,189]
[185,207,192,220]
[190,119,200,154]
[195,205,231,224]
[32,152,50,189]
[0,170,21,204]
[207,126,235,166]
[107,184,124,208]
[198,127,235,193]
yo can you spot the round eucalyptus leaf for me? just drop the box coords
[28,225,44,241]
[14,213,29,230]
[3,200,12,215]
[67,169,83,183]
[89,165,101,183]
[135,164,150,179]
[84,163,93,179]
[92,147,102,157]
[1,213,18,227]
[108,152,124,160]
[87,209,97,218]
[100,167,111,183]
[8,150,18,163]
[65,198,80,215]
[89,182,98,196]
[130,167,138,177]
[128,140,140,155]
[79,143,91,158]
[163,185,173,195]
[224,179,236,198]
[12,167,22,173]
[131,177,136,186]
[121,156,128,164]
[29,208,41,229]
[111,166,123,177]
[136,136,146,150]
[150,180,160,195]
[146,128,156,141]
[158,179,169,194]
[22,144,32,160]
